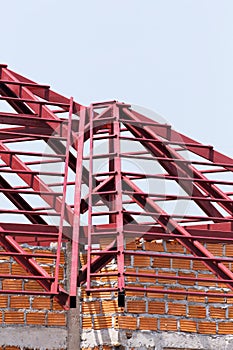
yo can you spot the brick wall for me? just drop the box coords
[0,247,67,328]
[81,239,233,349]
[1,240,233,349]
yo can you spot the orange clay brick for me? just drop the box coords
[216,282,228,289]
[124,254,131,266]
[33,249,52,254]
[172,258,190,270]
[2,279,22,291]
[187,294,206,303]
[33,250,54,264]
[4,311,24,324]
[127,300,146,314]
[205,243,223,256]
[102,300,122,314]
[58,267,64,281]
[159,318,177,331]
[82,301,101,314]
[226,296,233,304]
[178,272,196,285]
[227,306,233,318]
[94,316,112,330]
[125,240,138,250]
[90,290,112,299]
[60,252,65,264]
[209,306,226,319]
[218,322,233,334]
[24,280,44,292]
[82,317,93,329]
[198,321,216,334]
[80,288,87,300]
[100,266,118,273]
[146,287,165,299]
[100,275,118,283]
[80,253,87,266]
[4,347,21,350]
[125,268,136,273]
[167,288,188,300]
[197,273,217,287]
[125,286,145,297]
[125,268,137,282]
[32,297,51,310]
[152,257,170,269]
[0,263,10,274]
[208,296,225,303]
[166,241,185,253]
[192,260,208,271]
[188,305,206,319]
[0,295,8,308]
[148,301,165,314]
[47,313,66,326]
[180,319,197,332]
[115,316,137,330]
[11,264,29,275]
[225,245,233,257]
[134,255,151,267]
[35,257,54,265]
[144,241,164,252]
[137,269,155,283]
[167,303,186,316]
[139,317,157,330]
[10,296,30,309]
[0,254,10,261]
[156,271,177,284]
[26,312,46,325]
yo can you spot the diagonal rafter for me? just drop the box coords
[122,175,233,290]
[121,107,232,217]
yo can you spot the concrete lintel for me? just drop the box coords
[0,326,67,349]
[81,329,233,349]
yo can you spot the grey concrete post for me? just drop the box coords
[66,242,80,350]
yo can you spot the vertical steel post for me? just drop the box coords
[52,97,73,294]
[113,103,125,302]
[87,106,94,291]
[70,106,86,306]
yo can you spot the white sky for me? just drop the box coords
[1,0,233,157]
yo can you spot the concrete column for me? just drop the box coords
[66,242,80,350]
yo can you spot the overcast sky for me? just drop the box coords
[1,0,233,157]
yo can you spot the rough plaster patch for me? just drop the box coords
[81,329,233,350]
[0,327,67,349]
[81,329,120,347]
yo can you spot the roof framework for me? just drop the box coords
[0,64,232,308]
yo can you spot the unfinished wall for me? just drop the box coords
[0,247,67,349]
[81,240,233,349]
[1,241,233,349]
